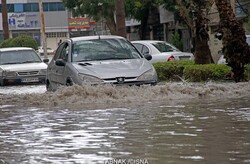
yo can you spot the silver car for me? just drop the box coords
[0,47,48,86]
[46,35,158,91]
[131,40,194,63]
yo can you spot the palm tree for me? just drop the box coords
[115,0,126,38]
[2,0,9,39]
[215,0,250,82]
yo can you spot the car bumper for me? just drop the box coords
[1,76,46,86]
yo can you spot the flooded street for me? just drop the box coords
[0,83,250,164]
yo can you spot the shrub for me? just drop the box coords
[153,60,194,81]
[0,35,38,50]
[245,64,250,80]
[153,61,235,82]
[0,38,14,48]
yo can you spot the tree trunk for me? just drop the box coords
[194,11,214,64]
[215,0,250,82]
[2,0,9,40]
[139,8,149,40]
[115,0,126,38]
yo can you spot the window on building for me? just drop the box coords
[7,4,14,12]
[43,3,49,11]
[24,3,39,12]
[43,2,65,12]
[14,4,24,12]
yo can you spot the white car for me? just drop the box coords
[46,35,158,91]
[0,47,48,86]
[131,40,194,63]
[37,46,55,56]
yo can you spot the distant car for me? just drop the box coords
[0,47,48,86]
[131,40,194,63]
[46,35,158,91]
[37,46,55,56]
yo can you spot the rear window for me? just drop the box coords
[152,42,180,53]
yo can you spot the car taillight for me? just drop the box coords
[167,55,175,61]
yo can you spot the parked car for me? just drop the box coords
[37,46,55,56]
[131,40,194,63]
[46,35,158,91]
[0,47,49,86]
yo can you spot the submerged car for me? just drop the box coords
[46,35,158,91]
[0,47,48,86]
[131,40,194,63]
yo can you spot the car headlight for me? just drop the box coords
[78,73,103,84]
[137,69,155,81]
[39,69,47,75]
[4,71,17,77]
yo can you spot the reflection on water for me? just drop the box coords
[0,98,250,163]
[0,83,250,163]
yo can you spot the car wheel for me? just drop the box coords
[66,78,73,86]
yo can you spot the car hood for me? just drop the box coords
[73,59,152,78]
[0,63,47,71]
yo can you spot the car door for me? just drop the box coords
[48,42,69,85]
[54,42,70,85]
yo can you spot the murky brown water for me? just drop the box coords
[0,83,250,164]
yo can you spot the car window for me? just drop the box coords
[0,50,41,65]
[54,42,69,61]
[141,45,150,54]
[152,42,180,52]
[72,38,142,62]
[133,43,143,52]
[58,43,69,61]
[133,43,150,54]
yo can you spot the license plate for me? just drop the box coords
[21,78,39,83]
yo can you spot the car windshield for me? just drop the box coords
[72,38,142,62]
[0,50,42,65]
[152,42,180,53]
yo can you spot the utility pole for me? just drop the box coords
[39,0,48,60]
[2,0,9,40]
[115,0,126,38]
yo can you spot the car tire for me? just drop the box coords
[66,78,73,86]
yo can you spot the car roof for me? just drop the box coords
[0,47,34,52]
[131,40,165,44]
[70,35,126,42]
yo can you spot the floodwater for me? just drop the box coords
[0,82,250,164]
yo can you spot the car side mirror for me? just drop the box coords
[144,54,152,61]
[55,59,66,66]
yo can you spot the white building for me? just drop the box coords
[0,0,68,50]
